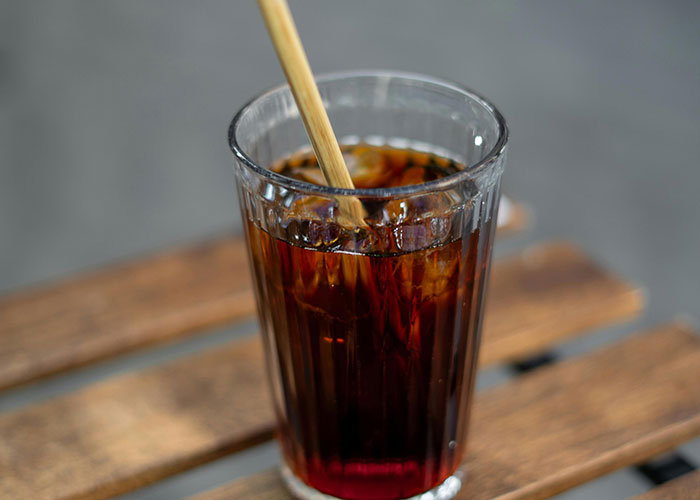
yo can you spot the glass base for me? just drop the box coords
[281,464,465,500]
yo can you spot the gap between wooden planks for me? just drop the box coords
[189,324,700,500]
[632,470,700,499]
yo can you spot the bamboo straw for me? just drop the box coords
[257,0,366,225]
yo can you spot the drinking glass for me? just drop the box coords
[229,71,507,500]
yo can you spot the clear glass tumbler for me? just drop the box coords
[229,71,507,500]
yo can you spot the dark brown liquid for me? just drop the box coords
[246,146,493,499]
[272,144,463,190]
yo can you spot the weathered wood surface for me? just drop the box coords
[633,470,700,499]
[0,237,640,392]
[0,337,271,500]
[0,236,254,391]
[2,324,698,500]
[478,242,642,365]
[189,324,700,500]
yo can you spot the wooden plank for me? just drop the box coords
[0,337,272,500]
[0,236,254,391]
[0,235,639,392]
[2,322,699,500]
[190,324,700,500]
[479,242,642,365]
[632,470,700,499]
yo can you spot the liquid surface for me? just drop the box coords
[266,145,477,257]
[272,144,462,189]
[246,146,494,500]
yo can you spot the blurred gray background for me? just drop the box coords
[1,1,699,499]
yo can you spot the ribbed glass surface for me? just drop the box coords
[230,72,507,500]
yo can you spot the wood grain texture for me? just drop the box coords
[190,324,700,500]
[632,470,700,499]
[479,241,643,365]
[0,337,272,500]
[0,236,639,392]
[0,236,254,391]
[2,323,697,500]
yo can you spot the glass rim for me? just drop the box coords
[228,70,508,198]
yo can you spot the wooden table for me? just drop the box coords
[0,199,698,500]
